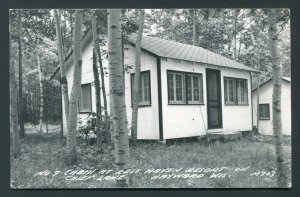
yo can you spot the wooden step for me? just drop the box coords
[207,131,242,141]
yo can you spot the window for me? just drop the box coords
[224,77,248,105]
[167,71,203,104]
[79,83,92,112]
[131,71,151,106]
[259,104,270,120]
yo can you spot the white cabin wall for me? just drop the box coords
[63,37,110,134]
[252,80,291,135]
[161,59,207,139]
[161,59,252,139]
[281,81,291,135]
[124,45,160,140]
[63,40,160,139]
[219,68,253,133]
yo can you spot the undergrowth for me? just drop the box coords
[10,130,291,189]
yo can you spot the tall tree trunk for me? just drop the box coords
[93,50,102,145]
[267,9,288,188]
[18,10,25,138]
[63,10,68,56]
[108,9,130,187]
[66,10,83,165]
[97,36,109,141]
[256,74,260,133]
[70,10,73,51]
[238,36,242,60]
[192,9,196,46]
[233,9,238,61]
[60,79,64,137]
[10,16,21,157]
[131,10,145,146]
[54,9,70,135]
[91,11,103,146]
[92,10,109,141]
[37,39,43,133]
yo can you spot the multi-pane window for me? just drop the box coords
[259,104,270,120]
[79,83,92,112]
[168,72,185,103]
[224,77,248,105]
[168,71,203,104]
[131,71,151,106]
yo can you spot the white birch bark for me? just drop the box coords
[66,10,83,165]
[267,9,288,188]
[108,9,130,187]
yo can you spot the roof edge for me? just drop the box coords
[50,29,92,81]
[252,77,291,92]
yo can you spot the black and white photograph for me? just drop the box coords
[9,8,291,189]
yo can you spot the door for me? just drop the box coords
[206,69,222,129]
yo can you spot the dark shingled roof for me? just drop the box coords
[128,34,257,72]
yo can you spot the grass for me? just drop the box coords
[10,124,291,189]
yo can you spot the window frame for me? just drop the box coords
[224,77,248,106]
[167,70,204,105]
[130,70,152,107]
[78,83,92,113]
[259,103,270,120]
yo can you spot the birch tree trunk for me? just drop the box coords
[91,11,103,146]
[66,10,83,165]
[267,9,288,188]
[10,22,21,157]
[233,9,238,61]
[18,10,25,138]
[192,9,196,46]
[54,9,70,134]
[37,39,43,133]
[11,62,21,158]
[131,9,145,145]
[108,9,130,187]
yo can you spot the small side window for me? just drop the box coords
[259,104,270,120]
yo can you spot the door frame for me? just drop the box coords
[206,68,223,129]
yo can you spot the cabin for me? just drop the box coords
[51,30,258,141]
[252,77,291,136]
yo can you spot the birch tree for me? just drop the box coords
[108,9,130,187]
[54,9,70,135]
[37,38,43,133]
[18,10,25,138]
[10,12,21,157]
[66,10,83,165]
[233,9,240,61]
[267,8,288,187]
[192,9,196,46]
[131,9,145,145]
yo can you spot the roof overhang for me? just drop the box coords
[50,30,93,81]
[252,77,291,92]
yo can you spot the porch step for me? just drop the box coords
[207,131,242,141]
